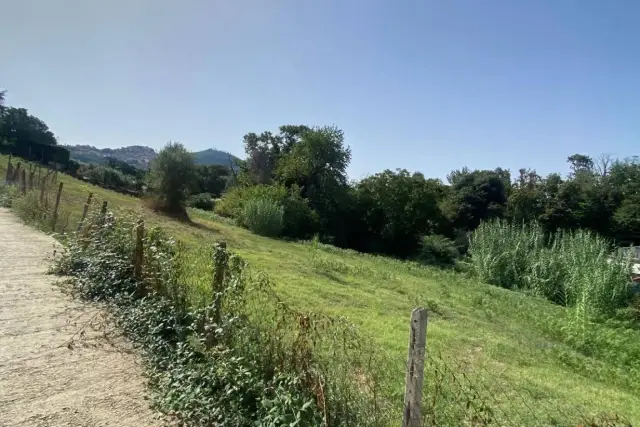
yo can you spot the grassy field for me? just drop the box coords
[2,155,638,426]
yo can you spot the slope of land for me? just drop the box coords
[1,155,638,425]
[66,144,240,169]
[0,208,165,427]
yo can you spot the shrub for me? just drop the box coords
[241,197,284,237]
[417,234,458,266]
[187,193,214,210]
[216,184,318,238]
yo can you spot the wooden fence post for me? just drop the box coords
[134,219,145,290]
[28,166,35,189]
[77,192,93,232]
[20,169,26,195]
[99,200,108,225]
[206,241,228,347]
[51,182,64,231]
[4,160,13,185]
[402,308,428,427]
[13,162,21,183]
[39,175,47,204]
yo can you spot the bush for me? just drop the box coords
[417,234,458,266]
[216,184,318,238]
[187,193,214,210]
[241,197,284,237]
[215,185,287,218]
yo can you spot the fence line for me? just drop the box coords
[1,156,634,427]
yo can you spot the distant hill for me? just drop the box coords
[67,145,241,169]
[193,149,240,169]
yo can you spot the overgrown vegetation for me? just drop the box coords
[469,220,636,320]
[187,192,215,210]
[50,205,392,427]
[2,155,639,426]
[240,197,284,237]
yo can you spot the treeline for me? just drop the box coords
[209,125,639,262]
[0,89,71,168]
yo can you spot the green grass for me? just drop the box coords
[2,155,639,426]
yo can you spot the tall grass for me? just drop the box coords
[469,220,633,319]
[241,197,284,237]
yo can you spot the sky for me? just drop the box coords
[1,0,638,181]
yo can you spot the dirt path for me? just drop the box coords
[0,208,164,427]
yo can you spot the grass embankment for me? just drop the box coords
[1,155,638,426]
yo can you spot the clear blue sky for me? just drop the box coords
[1,0,638,181]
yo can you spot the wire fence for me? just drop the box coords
[1,155,635,427]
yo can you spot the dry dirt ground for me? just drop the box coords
[0,208,165,427]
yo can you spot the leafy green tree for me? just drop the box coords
[507,169,544,223]
[567,153,594,176]
[275,125,352,242]
[355,169,446,256]
[442,168,510,232]
[194,164,230,197]
[147,142,197,213]
[0,107,57,147]
[240,125,311,185]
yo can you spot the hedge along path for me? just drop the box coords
[0,208,167,427]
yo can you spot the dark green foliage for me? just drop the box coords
[443,168,509,232]
[354,169,446,256]
[0,94,70,168]
[417,235,459,267]
[85,165,135,191]
[187,193,215,210]
[194,164,230,198]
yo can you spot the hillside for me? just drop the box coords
[66,144,240,169]
[1,154,638,426]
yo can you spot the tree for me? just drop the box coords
[0,88,6,114]
[147,142,197,213]
[240,125,311,185]
[355,169,446,256]
[194,164,230,197]
[567,153,594,176]
[275,125,352,242]
[507,169,544,223]
[0,107,57,147]
[442,168,509,232]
